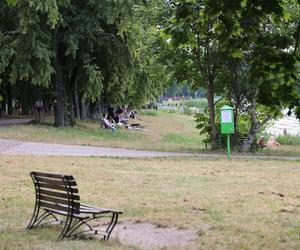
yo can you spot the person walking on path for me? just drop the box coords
[35,98,44,122]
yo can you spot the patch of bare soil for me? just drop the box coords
[111,221,197,250]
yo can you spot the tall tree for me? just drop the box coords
[166,0,300,150]
[165,1,225,149]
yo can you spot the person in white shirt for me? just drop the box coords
[102,114,116,131]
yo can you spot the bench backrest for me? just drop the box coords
[30,171,80,214]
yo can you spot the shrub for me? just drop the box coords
[182,98,207,110]
[276,135,300,145]
[140,109,159,116]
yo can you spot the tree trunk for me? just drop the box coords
[241,104,259,152]
[73,81,80,119]
[80,99,88,120]
[230,60,240,147]
[207,81,218,149]
[207,79,218,149]
[241,89,273,152]
[53,42,65,127]
[98,101,106,114]
[86,101,91,119]
[66,65,79,125]
[241,91,259,152]
[233,100,239,147]
[64,72,76,126]
[69,91,75,126]
[6,83,13,115]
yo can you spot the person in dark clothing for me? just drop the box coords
[257,136,266,149]
[116,106,123,115]
[114,113,120,123]
[107,105,115,121]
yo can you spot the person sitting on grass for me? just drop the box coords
[266,136,280,148]
[127,107,141,120]
[102,114,116,131]
[257,136,266,149]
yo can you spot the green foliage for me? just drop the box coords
[0,1,55,86]
[0,0,170,122]
[236,113,250,135]
[276,135,300,145]
[79,63,103,102]
[122,0,173,107]
[194,110,211,144]
[194,99,229,144]
[182,98,207,110]
[6,0,17,6]
[140,109,159,116]
[168,109,176,113]
[165,0,300,151]
[194,97,278,145]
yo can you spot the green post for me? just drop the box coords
[220,105,234,160]
[227,134,230,160]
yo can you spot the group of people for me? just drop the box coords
[102,105,140,131]
[257,136,281,149]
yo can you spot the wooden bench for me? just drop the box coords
[27,171,122,240]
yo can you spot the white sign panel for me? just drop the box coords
[221,110,232,123]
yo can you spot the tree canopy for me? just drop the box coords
[164,0,300,149]
[0,0,168,126]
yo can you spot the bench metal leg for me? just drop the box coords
[61,212,119,240]
[28,208,60,229]
[59,214,74,239]
[27,202,41,229]
[64,218,93,238]
[104,213,119,240]
[33,211,51,227]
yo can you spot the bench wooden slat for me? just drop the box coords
[38,183,79,193]
[80,204,122,214]
[38,189,80,200]
[35,176,77,187]
[31,171,74,180]
[39,195,80,208]
[40,201,78,213]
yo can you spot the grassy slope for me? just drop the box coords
[1,110,300,156]
[1,156,300,249]
[0,110,205,152]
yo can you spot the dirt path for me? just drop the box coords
[0,138,299,160]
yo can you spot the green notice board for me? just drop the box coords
[220,105,234,134]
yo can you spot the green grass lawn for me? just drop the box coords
[162,98,208,110]
[1,155,300,249]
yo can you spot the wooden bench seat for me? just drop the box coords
[27,171,122,240]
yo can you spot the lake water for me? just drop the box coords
[265,110,300,136]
